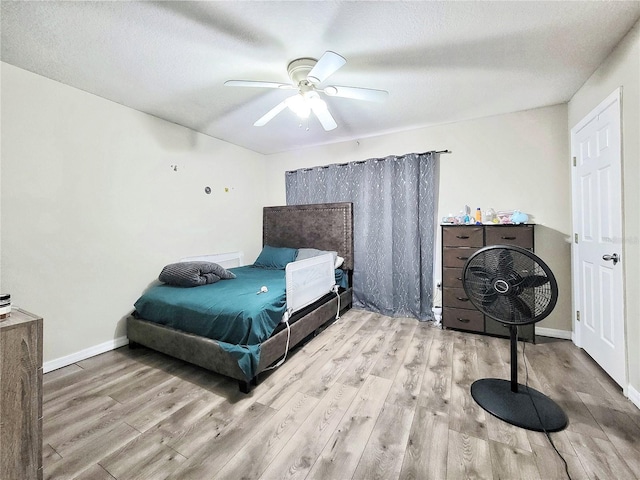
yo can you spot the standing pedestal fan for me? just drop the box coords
[463,245,567,432]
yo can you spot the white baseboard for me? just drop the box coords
[43,336,129,373]
[628,384,640,410]
[535,327,572,340]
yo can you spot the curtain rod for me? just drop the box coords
[402,149,451,157]
[286,149,451,173]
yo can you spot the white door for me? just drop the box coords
[571,88,626,388]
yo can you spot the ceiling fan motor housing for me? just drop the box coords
[287,58,317,85]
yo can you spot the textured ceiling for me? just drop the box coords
[2,1,639,155]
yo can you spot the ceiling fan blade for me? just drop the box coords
[310,101,337,131]
[307,51,346,84]
[253,99,289,127]
[323,85,389,103]
[225,80,295,90]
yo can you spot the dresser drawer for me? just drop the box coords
[443,307,484,332]
[442,226,484,247]
[443,247,481,268]
[485,225,533,249]
[443,287,475,310]
[443,267,464,289]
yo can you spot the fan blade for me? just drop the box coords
[510,296,533,319]
[467,266,493,281]
[498,250,514,273]
[310,101,337,131]
[307,51,346,84]
[225,80,295,90]
[253,99,289,126]
[323,85,389,103]
[481,287,498,308]
[520,275,550,289]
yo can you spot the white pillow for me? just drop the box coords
[296,248,345,269]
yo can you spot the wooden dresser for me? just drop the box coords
[441,224,535,342]
[0,309,43,480]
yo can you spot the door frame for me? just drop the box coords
[570,87,627,392]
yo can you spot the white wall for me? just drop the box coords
[1,63,267,363]
[568,20,640,399]
[265,104,572,332]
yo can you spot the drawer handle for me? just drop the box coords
[456,297,469,302]
[501,236,516,240]
[456,235,470,239]
[457,317,471,323]
[456,256,469,260]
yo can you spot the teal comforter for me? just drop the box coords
[134,266,287,378]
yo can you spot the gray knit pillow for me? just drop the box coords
[159,261,236,287]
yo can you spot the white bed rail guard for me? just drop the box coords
[285,253,335,315]
[180,251,244,269]
[266,253,337,372]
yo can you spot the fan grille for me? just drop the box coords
[463,245,558,325]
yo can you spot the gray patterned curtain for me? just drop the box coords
[285,152,438,321]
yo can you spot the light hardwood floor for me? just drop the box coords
[42,309,640,480]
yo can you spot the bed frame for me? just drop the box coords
[127,202,354,393]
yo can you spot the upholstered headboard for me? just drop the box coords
[263,202,354,270]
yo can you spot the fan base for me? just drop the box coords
[471,378,567,432]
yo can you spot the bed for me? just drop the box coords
[127,202,354,393]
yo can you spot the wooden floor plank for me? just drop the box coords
[418,335,453,415]
[165,402,277,479]
[352,402,415,480]
[566,429,637,479]
[448,336,488,440]
[42,363,84,385]
[398,407,449,480]
[369,317,418,380]
[488,440,540,480]
[212,391,319,479]
[446,429,493,480]
[530,442,589,480]
[254,310,374,409]
[299,312,381,398]
[259,382,359,480]
[98,431,187,480]
[306,375,393,479]
[72,463,117,480]
[44,422,140,480]
[40,310,640,480]
[336,315,394,387]
[577,390,640,474]
[386,322,433,408]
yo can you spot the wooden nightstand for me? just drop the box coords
[0,308,43,480]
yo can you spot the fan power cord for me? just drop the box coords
[521,339,572,480]
[264,310,292,371]
[332,284,341,320]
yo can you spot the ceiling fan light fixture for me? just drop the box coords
[306,93,328,111]
[285,94,311,118]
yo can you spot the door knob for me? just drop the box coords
[602,253,620,265]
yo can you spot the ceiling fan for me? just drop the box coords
[224,51,389,131]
